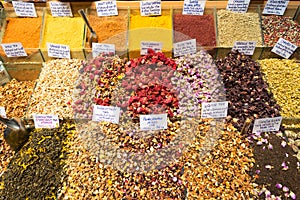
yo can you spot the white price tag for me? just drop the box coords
[140,41,162,55]
[92,43,115,58]
[140,0,161,16]
[252,116,282,133]
[92,105,120,124]
[49,2,73,17]
[96,1,118,17]
[33,114,60,129]
[140,114,167,131]
[271,38,297,59]
[173,39,197,57]
[262,0,289,15]
[201,101,228,118]
[1,43,27,57]
[232,41,257,55]
[0,107,6,118]
[182,0,206,15]
[226,0,250,13]
[12,1,37,17]
[47,43,71,59]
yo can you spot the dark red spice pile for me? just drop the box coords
[173,14,216,46]
[116,49,179,119]
[216,50,300,199]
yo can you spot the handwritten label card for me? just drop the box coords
[1,43,27,57]
[140,0,161,16]
[33,114,60,129]
[140,114,167,131]
[271,38,297,59]
[0,107,6,118]
[96,1,118,17]
[92,105,120,124]
[232,41,257,55]
[47,43,71,59]
[262,0,289,15]
[92,43,115,58]
[49,2,73,17]
[252,116,282,133]
[140,41,162,55]
[226,0,250,13]
[182,0,206,15]
[12,1,37,17]
[173,39,197,57]
[201,101,228,118]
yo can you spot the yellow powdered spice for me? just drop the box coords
[2,18,42,48]
[41,15,84,49]
[129,10,172,58]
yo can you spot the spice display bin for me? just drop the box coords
[128,8,173,59]
[0,8,44,63]
[39,9,85,61]
[172,8,217,58]
[4,62,42,81]
[83,8,129,59]
[215,6,264,60]
[259,5,300,60]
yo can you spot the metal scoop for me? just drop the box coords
[0,117,33,152]
[78,9,98,48]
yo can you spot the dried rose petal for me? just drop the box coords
[275,183,282,189]
[290,191,296,200]
[283,186,289,192]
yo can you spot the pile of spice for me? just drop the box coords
[63,50,242,199]
[87,10,128,52]
[262,15,300,46]
[258,59,300,118]
[0,79,35,174]
[129,10,172,58]
[182,123,255,199]
[216,51,300,199]
[2,17,42,48]
[27,59,82,119]
[0,122,76,199]
[73,53,126,119]
[41,15,84,49]
[217,10,263,46]
[58,127,187,199]
[173,13,216,46]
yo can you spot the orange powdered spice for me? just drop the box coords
[2,18,42,48]
[87,14,128,51]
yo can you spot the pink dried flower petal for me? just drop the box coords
[290,191,296,200]
[281,162,289,170]
[268,144,273,149]
[265,190,271,198]
[281,140,287,147]
[283,186,289,192]
[275,183,282,189]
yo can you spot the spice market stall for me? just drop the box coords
[0,1,299,200]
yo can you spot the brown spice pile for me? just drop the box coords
[0,79,35,174]
[182,123,255,199]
